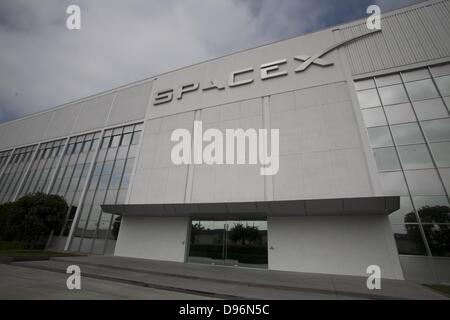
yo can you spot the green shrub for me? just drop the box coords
[0,193,68,247]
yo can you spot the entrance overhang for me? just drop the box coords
[101,196,399,219]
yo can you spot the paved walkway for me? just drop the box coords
[11,255,448,300]
[0,263,215,300]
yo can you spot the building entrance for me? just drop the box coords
[188,220,268,268]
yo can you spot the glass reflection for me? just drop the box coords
[373,147,400,171]
[392,224,427,255]
[412,99,448,121]
[430,142,450,167]
[423,224,450,257]
[357,89,380,109]
[435,75,450,96]
[384,103,416,124]
[389,196,417,224]
[189,220,268,267]
[367,126,393,147]
[405,79,439,101]
[421,118,450,142]
[362,107,387,127]
[378,84,408,105]
[390,123,424,145]
[397,144,433,170]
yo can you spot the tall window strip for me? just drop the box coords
[17,139,67,198]
[0,149,13,174]
[70,122,143,254]
[51,132,101,238]
[0,145,37,204]
[355,62,450,258]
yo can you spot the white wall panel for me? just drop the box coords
[43,102,82,140]
[107,82,152,126]
[72,93,114,133]
[268,215,404,279]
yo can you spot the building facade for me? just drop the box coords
[0,0,449,282]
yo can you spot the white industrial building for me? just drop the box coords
[0,0,449,282]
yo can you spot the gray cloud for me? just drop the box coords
[0,0,425,123]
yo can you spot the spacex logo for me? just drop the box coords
[153,30,381,106]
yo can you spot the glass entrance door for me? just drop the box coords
[188,220,268,268]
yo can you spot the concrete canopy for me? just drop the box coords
[101,196,400,219]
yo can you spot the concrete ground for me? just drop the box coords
[0,264,215,300]
[2,255,448,300]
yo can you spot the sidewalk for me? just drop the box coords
[12,255,448,300]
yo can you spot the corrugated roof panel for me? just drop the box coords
[340,0,450,76]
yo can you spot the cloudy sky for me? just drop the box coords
[0,0,425,123]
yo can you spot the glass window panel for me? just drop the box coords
[413,196,450,224]
[93,190,106,205]
[102,161,114,174]
[362,107,387,127]
[128,146,137,158]
[104,129,113,137]
[384,103,416,124]
[389,196,417,224]
[445,97,450,113]
[378,171,408,196]
[117,189,128,204]
[430,142,450,167]
[116,146,128,160]
[124,125,134,133]
[375,74,402,87]
[398,144,433,170]
[105,189,118,204]
[112,159,125,175]
[91,139,99,151]
[357,89,381,108]
[435,75,450,97]
[82,140,92,153]
[430,63,450,77]
[98,175,110,190]
[120,174,131,189]
[405,79,439,101]
[423,224,450,257]
[134,123,143,131]
[390,122,424,145]
[373,147,400,171]
[89,175,100,190]
[113,127,123,135]
[92,162,103,176]
[106,148,117,161]
[355,79,375,91]
[421,118,450,142]
[111,135,121,147]
[121,133,132,146]
[367,126,393,147]
[402,68,430,82]
[405,169,445,195]
[101,137,111,149]
[131,131,142,145]
[412,98,448,121]
[439,167,450,193]
[378,84,408,105]
[392,224,427,255]
[109,175,121,189]
[124,160,134,174]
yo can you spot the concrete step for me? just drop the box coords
[13,255,447,300]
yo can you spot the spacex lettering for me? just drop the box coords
[153,30,381,106]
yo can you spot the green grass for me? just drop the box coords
[0,250,82,258]
[423,284,450,298]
